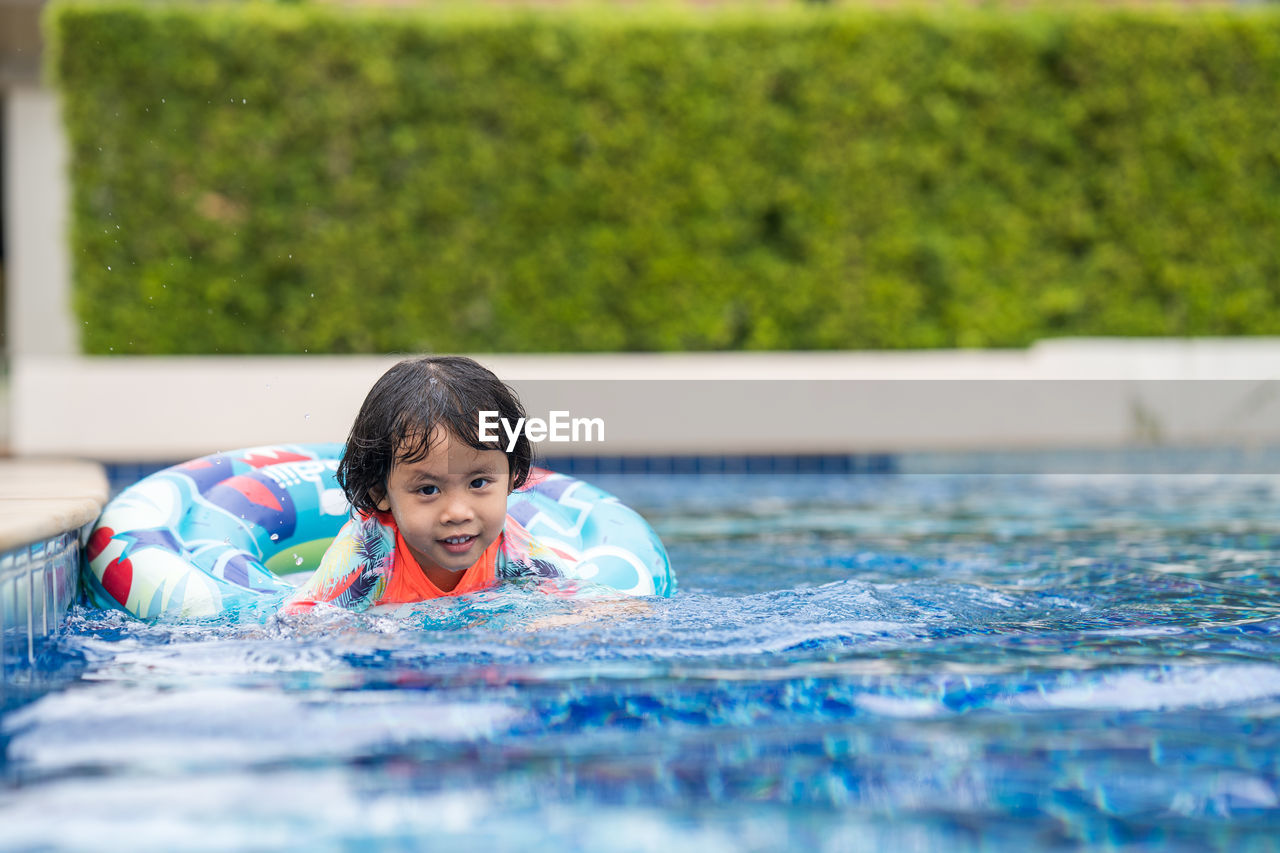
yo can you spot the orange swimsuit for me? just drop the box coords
[377,523,501,603]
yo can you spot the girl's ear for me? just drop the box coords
[372,487,390,512]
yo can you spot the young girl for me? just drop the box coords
[285,356,674,612]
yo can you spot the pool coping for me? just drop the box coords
[0,459,108,552]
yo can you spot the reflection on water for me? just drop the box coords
[5,472,1280,850]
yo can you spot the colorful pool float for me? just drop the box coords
[84,444,675,620]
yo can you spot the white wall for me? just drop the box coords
[3,85,76,359]
[12,343,1280,461]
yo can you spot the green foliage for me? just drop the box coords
[47,2,1280,353]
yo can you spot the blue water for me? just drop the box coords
[5,471,1280,851]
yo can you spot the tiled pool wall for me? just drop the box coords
[102,447,1280,496]
[1,529,82,684]
[103,453,900,495]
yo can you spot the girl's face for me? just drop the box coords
[376,428,510,591]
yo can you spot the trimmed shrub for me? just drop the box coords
[48,3,1280,353]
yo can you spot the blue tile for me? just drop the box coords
[102,453,902,498]
[671,456,698,475]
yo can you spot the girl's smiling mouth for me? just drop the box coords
[439,534,479,554]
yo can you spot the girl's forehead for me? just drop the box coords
[396,425,500,455]
[392,430,507,476]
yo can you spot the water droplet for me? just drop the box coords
[242,98,247,104]
[270,533,280,541]
[106,265,111,270]
[294,554,304,566]
[288,254,292,259]
[310,292,314,298]
[162,98,166,103]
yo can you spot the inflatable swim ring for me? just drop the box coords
[84,444,675,620]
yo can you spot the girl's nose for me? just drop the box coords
[440,495,475,523]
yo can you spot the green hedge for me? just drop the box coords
[48,3,1280,354]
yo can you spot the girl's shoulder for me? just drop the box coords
[283,513,396,612]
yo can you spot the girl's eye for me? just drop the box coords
[469,477,489,489]
[417,485,440,496]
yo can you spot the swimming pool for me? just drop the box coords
[4,465,1280,850]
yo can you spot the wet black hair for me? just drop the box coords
[338,356,533,515]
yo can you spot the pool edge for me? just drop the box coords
[1,459,106,682]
